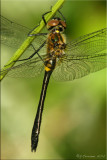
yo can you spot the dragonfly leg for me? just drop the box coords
[42,10,52,25]
[28,10,52,37]
[14,41,46,62]
[42,8,67,24]
[28,23,40,36]
[4,41,46,67]
[28,32,47,37]
[30,44,45,64]
[28,20,47,36]
[58,9,66,22]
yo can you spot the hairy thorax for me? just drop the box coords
[47,31,66,58]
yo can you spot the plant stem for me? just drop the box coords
[0,0,65,81]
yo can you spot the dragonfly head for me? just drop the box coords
[47,17,66,33]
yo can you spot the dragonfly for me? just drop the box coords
[0,11,107,152]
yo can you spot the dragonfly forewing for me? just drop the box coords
[1,16,107,81]
[66,28,107,56]
[53,28,107,81]
[1,15,30,49]
[1,15,47,55]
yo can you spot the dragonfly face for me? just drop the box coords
[47,17,66,32]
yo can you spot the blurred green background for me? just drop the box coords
[1,0,106,159]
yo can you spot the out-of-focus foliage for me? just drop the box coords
[1,0,106,159]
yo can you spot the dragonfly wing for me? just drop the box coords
[66,28,107,56]
[53,28,107,81]
[1,15,47,53]
[1,15,30,49]
[0,55,47,78]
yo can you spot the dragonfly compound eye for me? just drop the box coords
[47,19,59,30]
[60,20,66,29]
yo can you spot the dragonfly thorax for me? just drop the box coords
[47,31,66,58]
[45,26,66,72]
